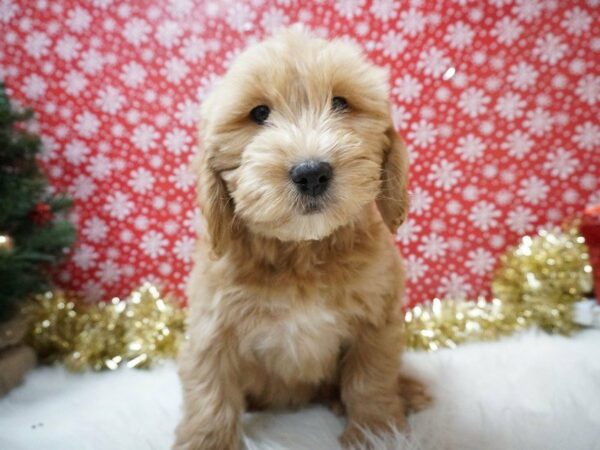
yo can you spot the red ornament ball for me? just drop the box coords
[31,202,53,225]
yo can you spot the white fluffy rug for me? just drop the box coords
[1,328,600,450]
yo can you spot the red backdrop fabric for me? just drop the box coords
[1,0,598,305]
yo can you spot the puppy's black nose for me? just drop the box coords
[290,161,332,197]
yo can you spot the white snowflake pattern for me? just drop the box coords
[260,7,288,30]
[462,185,479,201]
[64,139,91,165]
[409,187,432,215]
[395,218,422,245]
[466,248,495,276]
[518,176,549,203]
[121,62,147,87]
[226,3,256,31]
[408,120,437,147]
[393,74,422,102]
[66,7,92,33]
[427,159,462,190]
[70,175,96,200]
[469,201,501,231]
[96,260,121,284]
[495,92,526,121]
[524,107,553,136]
[417,47,451,78]
[175,99,199,126]
[129,168,155,193]
[573,122,600,151]
[439,273,471,299]
[196,73,220,101]
[105,192,133,220]
[75,111,100,138]
[502,130,533,158]
[81,281,105,303]
[169,0,194,18]
[83,217,108,242]
[391,105,411,130]
[140,230,168,257]
[544,148,579,180]
[399,8,426,36]
[444,22,473,49]
[561,7,592,35]
[132,124,159,151]
[580,174,597,191]
[455,134,485,162]
[22,74,46,99]
[61,70,88,95]
[89,155,112,179]
[533,33,568,65]
[174,236,195,261]
[513,0,543,22]
[575,75,599,105]
[163,57,190,84]
[508,62,538,90]
[405,255,427,282]
[369,0,398,20]
[170,164,196,190]
[123,18,151,46]
[563,189,579,204]
[79,49,104,74]
[334,0,366,18]
[181,36,208,62]
[96,86,125,114]
[55,35,81,61]
[491,17,523,45]
[24,31,50,58]
[134,215,149,231]
[164,129,191,154]
[72,244,98,270]
[506,206,537,234]
[156,20,183,48]
[457,88,490,118]
[381,31,407,58]
[418,234,447,261]
[0,0,19,23]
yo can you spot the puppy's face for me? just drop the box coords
[198,30,408,250]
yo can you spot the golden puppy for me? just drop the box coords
[174,28,428,450]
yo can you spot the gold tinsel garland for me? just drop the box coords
[25,227,593,370]
[405,226,593,351]
[25,283,185,371]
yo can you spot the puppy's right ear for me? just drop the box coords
[195,102,237,258]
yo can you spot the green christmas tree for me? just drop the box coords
[0,82,76,319]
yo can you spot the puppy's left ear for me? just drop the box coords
[376,126,409,234]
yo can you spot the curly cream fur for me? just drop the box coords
[174,28,428,450]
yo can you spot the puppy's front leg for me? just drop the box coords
[173,321,243,450]
[339,318,406,448]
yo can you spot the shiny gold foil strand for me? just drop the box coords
[492,226,593,334]
[405,226,593,352]
[25,283,185,371]
[404,297,533,352]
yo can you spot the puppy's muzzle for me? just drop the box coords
[290,160,332,197]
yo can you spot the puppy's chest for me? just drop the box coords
[240,301,350,383]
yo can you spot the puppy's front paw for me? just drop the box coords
[339,411,407,449]
[339,423,365,449]
[399,373,432,412]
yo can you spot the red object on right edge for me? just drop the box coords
[580,204,600,304]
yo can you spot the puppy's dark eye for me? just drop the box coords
[332,96,348,111]
[250,105,270,124]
